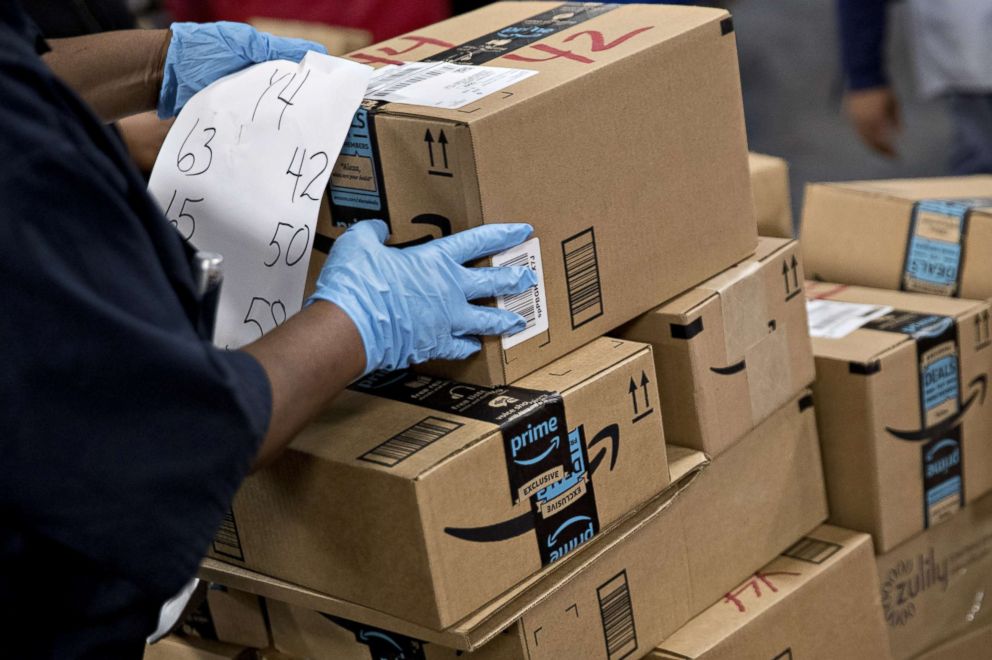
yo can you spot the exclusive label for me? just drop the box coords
[901,198,992,296]
[866,310,965,525]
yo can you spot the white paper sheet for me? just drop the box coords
[364,61,538,109]
[806,299,894,339]
[148,52,372,348]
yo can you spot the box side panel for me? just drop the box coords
[801,185,911,290]
[423,347,670,626]
[465,17,755,384]
[749,152,793,238]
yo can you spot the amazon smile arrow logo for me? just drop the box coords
[886,374,987,442]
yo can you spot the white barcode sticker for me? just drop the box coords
[806,299,893,339]
[492,237,548,350]
[365,62,538,109]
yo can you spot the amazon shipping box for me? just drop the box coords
[205,389,827,660]
[801,177,992,299]
[749,152,793,238]
[806,282,992,553]
[208,338,669,629]
[652,525,889,660]
[143,637,252,660]
[617,237,814,455]
[877,490,992,659]
[305,1,756,387]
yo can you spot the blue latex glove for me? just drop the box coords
[158,22,328,118]
[309,220,538,375]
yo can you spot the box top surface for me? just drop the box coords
[201,447,710,651]
[347,1,729,124]
[654,236,793,318]
[290,337,649,479]
[747,152,787,174]
[806,282,987,364]
[812,176,992,209]
[657,524,871,656]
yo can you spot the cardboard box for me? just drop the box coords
[652,525,890,659]
[801,177,992,299]
[806,282,992,553]
[914,624,992,660]
[877,489,992,659]
[749,153,793,238]
[210,337,669,629]
[247,18,372,55]
[617,237,814,455]
[203,586,271,650]
[143,637,252,660]
[306,1,756,387]
[202,388,827,660]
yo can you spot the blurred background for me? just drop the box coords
[39,0,955,224]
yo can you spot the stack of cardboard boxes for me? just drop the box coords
[802,178,992,658]
[148,3,890,659]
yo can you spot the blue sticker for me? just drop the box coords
[902,198,992,296]
[330,107,382,213]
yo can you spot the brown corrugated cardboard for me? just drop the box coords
[247,18,372,55]
[143,637,252,660]
[877,489,992,659]
[202,388,826,659]
[801,177,992,299]
[652,525,890,660]
[204,586,271,650]
[914,624,992,660]
[749,153,793,238]
[305,1,756,387]
[806,282,992,553]
[617,237,814,455]
[209,338,669,629]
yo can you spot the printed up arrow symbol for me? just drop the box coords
[438,130,450,169]
[628,377,639,416]
[640,370,651,408]
[782,260,792,295]
[790,255,800,289]
[424,129,435,167]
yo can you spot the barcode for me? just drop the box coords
[360,416,463,467]
[500,253,538,329]
[212,509,245,561]
[369,63,448,98]
[562,228,604,329]
[782,536,842,564]
[597,570,637,660]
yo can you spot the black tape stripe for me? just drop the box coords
[710,360,745,376]
[313,232,334,255]
[670,318,703,340]
[849,361,881,375]
[720,17,734,35]
[798,394,814,412]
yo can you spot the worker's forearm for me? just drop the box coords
[43,30,170,122]
[241,301,365,470]
[837,0,888,90]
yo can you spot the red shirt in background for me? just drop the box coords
[167,0,450,44]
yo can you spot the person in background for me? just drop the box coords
[1,5,533,657]
[167,0,449,45]
[838,0,992,174]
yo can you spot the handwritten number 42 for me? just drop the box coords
[286,147,328,203]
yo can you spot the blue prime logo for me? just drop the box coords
[510,417,561,466]
[903,316,954,339]
[925,439,961,478]
[547,514,596,563]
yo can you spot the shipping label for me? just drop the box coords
[902,198,992,296]
[806,298,893,339]
[492,237,549,350]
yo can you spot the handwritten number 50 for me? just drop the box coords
[265,222,311,267]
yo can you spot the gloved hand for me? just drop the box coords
[309,220,538,375]
[158,22,328,118]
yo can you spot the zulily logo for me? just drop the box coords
[925,439,961,479]
[880,549,949,627]
[510,417,562,466]
[547,514,596,563]
[887,374,987,442]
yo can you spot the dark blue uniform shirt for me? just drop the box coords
[0,4,272,657]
